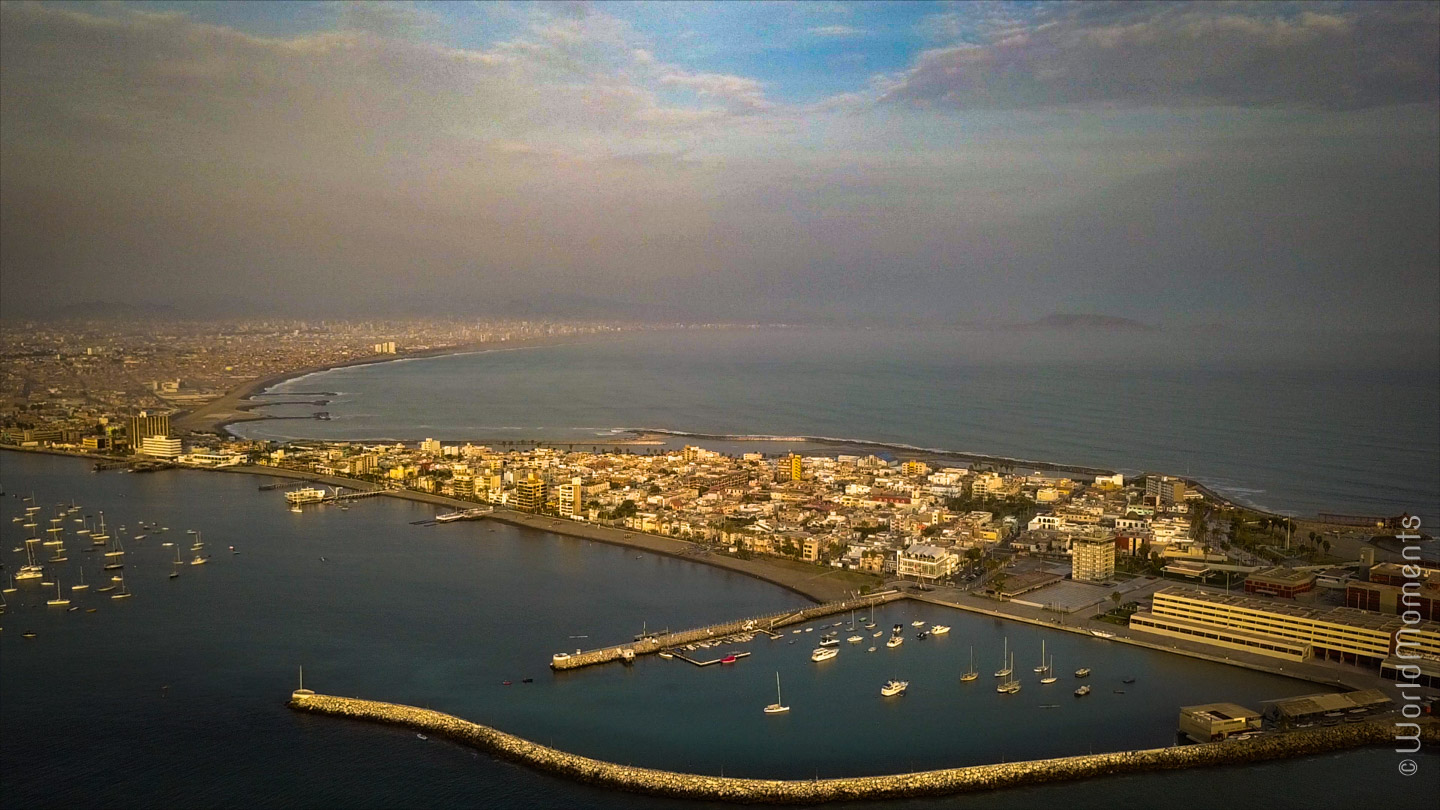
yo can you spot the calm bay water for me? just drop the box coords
[233,327,1439,523]
[2,451,1435,808]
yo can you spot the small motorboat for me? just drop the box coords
[416,733,428,740]
[880,679,909,697]
[1122,677,1136,684]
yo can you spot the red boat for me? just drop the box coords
[721,655,738,664]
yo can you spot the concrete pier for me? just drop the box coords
[550,591,904,670]
[289,692,1438,804]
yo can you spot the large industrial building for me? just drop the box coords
[1130,585,1440,667]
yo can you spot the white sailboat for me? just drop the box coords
[92,512,110,546]
[111,572,133,599]
[170,545,182,578]
[103,533,125,570]
[1034,639,1047,673]
[1040,653,1058,685]
[47,579,70,606]
[72,567,89,591]
[17,538,44,580]
[960,646,978,682]
[993,637,1011,678]
[997,652,1021,693]
[3,572,16,593]
[190,531,207,565]
[763,672,790,714]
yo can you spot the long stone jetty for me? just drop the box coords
[289,692,1438,803]
[550,591,905,670]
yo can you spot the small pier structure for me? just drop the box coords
[550,590,904,671]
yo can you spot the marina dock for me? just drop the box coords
[550,590,904,670]
[670,650,752,667]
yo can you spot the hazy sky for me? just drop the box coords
[2,1,1437,327]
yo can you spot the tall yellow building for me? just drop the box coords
[558,477,583,517]
[788,454,803,481]
[1071,535,1115,582]
[515,472,548,513]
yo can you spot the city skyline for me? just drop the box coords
[2,1,1437,330]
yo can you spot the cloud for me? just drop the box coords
[888,2,1439,109]
[0,1,1434,330]
[334,1,440,39]
[659,70,774,113]
[807,25,864,38]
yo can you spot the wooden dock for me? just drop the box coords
[668,650,752,667]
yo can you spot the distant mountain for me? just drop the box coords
[1021,313,1157,332]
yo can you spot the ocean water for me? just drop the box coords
[2,451,1436,809]
[233,327,1439,523]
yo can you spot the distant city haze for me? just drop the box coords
[1,1,1437,332]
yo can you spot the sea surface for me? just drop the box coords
[2,451,1435,809]
[233,327,1440,524]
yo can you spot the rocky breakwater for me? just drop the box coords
[288,692,1438,803]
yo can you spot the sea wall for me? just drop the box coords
[289,692,1438,804]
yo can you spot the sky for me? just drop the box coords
[1,1,1437,328]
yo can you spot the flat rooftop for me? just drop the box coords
[1246,566,1316,586]
[1263,689,1391,718]
[1154,585,1440,635]
[1180,702,1261,721]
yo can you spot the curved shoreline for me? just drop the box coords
[174,335,603,437]
[289,693,1438,804]
[175,350,1306,518]
[627,427,1120,477]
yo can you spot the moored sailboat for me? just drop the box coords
[960,646,978,682]
[47,579,70,606]
[996,651,1021,693]
[1040,653,1057,685]
[763,672,790,714]
[190,531,208,565]
[993,637,1012,678]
